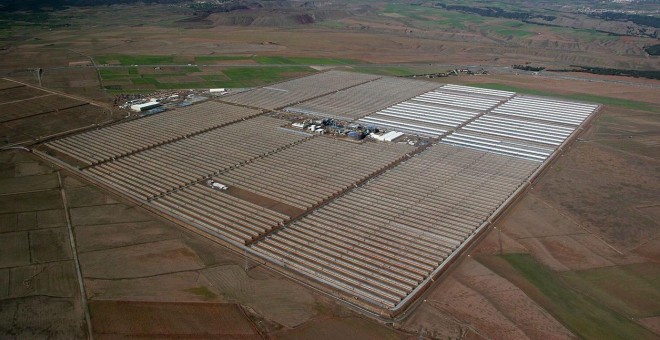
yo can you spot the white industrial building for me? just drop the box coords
[130,101,161,112]
[371,131,404,142]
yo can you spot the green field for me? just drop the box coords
[221,66,314,86]
[494,28,534,37]
[253,56,360,65]
[482,254,658,339]
[194,55,252,63]
[561,263,660,318]
[96,55,178,65]
[98,65,315,92]
[97,54,361,66]
[93,54,361,92]
[384,4,486,30]
[469,83,656,111]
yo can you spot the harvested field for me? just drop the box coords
[201,264,318,327]
[79,239,206,280]
[74,220,180,253]
[533,141,659,251]
[0,232,30,268]
[90,300,260,338]
[69,203,155,226]
[0,150,87,338]
[0,173,59,195]
[0,86,49,104]
[3,104,101,134]
[1,98,116,145]
[0,95,86,123]
[0,79,23,90]
[275,317,406,339]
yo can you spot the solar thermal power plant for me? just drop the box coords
[39,71,600,318]
[253,144,540,309]
[222,70,379,110]
[45,101,263,165]
[85,116,311,200]
[212,137,414,210]
[284,77,441,121]
[356,87,505,137]
[442,96,598,161]
[438,83,516,99]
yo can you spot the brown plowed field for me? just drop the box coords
[90,300,260,338]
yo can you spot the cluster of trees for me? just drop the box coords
[550,65,660,80]
[433,3,556,22]
[512,64,545,72]
[190,1,248,15]
[588,11,660,29]
[644,44,660,56]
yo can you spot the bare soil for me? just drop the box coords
[226,186,306,218]
[405,259,573,340]
[446,74,660,106]
[90,300,260,338]
[0,150,87,338]
[0,81,120,145]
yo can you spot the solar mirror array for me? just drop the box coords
[41,71,599,317]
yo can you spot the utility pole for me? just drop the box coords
[33,68,43,87]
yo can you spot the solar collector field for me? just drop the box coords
[440,84,516,99]
[213,137,414,210]
[222,70,379,110]
[46,101,262,165]
[442,96,598,161]
[153,184,291,244]
[284,77,440,121]
[150,137,415,244]
[39,71,600,316]
[253,144,540,308]
[357,89,503,137]
[84,116,310,200]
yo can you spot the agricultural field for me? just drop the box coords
[1,0,658,101]
[0,79,119,145]
[0,151,86,338]
[97,64,316,92]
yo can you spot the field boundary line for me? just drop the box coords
[57,171,94,339]
[531,193,624,255]
[0,93,54,105]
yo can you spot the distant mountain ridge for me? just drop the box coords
[0,0,190,12]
